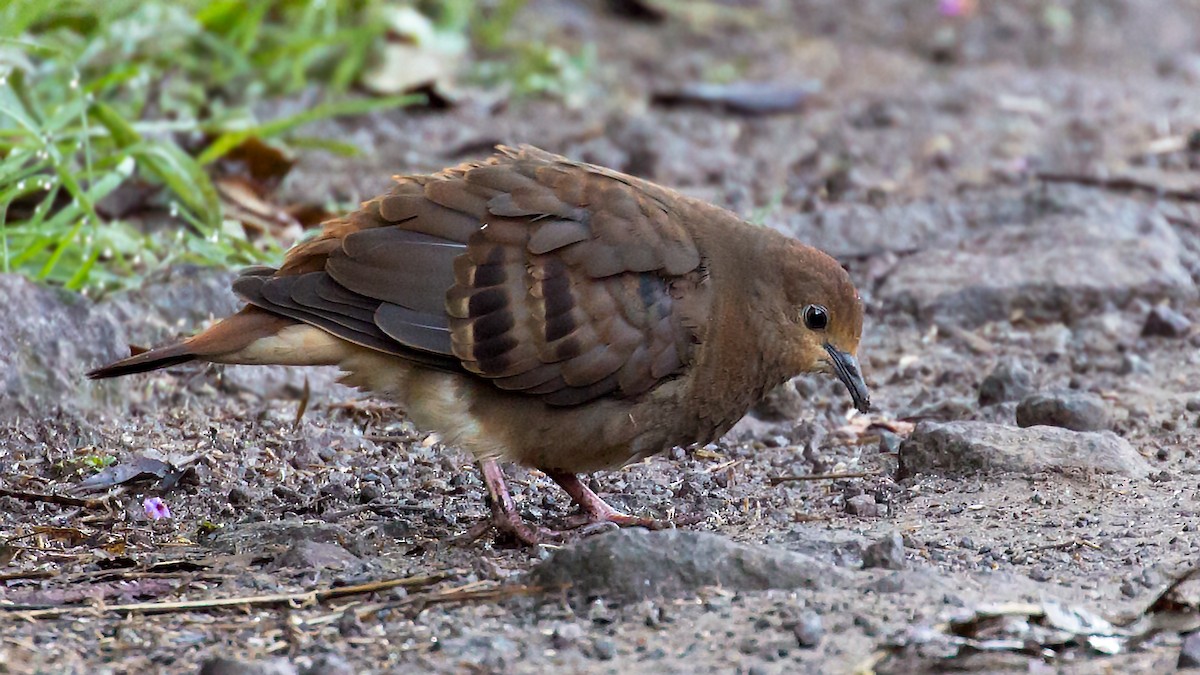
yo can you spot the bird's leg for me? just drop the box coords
[545,471,703,530]
[474,459,564,546]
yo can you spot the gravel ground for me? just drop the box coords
[4,1,1200,673]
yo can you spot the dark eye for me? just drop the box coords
[803,305,828,331]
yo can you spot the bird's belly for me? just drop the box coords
[335,349,710,473]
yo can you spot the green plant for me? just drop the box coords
[0,0,417,294]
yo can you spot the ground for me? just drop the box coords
[4,1,1200,673]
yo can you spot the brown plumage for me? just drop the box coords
[89,145,870,544]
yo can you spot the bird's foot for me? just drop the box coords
[472,459,572,547]
[548,471,705,532]
[468,461,703,548]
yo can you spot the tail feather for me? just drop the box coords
[87,344,197,379]
[87,307,301,380]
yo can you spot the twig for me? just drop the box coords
[769,471,876,486]
[0,489,108,510]
[0,572,448,619]
[702,459,743,474]
[1036,172,1200,202]
[0,569,56,582]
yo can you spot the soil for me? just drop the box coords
[4,1,1200,673]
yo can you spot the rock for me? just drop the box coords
[1179,631,1200,669]
[862,532,907,570]
[300,654,353,675]
[978,360,1035,406]
[208,520,361,557]
[0,275,127,417]
[791,612,824,648]
[846,494,881,517]
[0,265,263,419]
[528,529,844,604]
[199,658,297,675]
[878,204,1196,327]
[591,638,617,660]
[270,540,360,572]
[1142,305,1192,338]
[899,421,1151,479]
[550,623,585,649]
[1016,391,1110,431]
[437,635,521,669]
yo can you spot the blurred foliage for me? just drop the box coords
[0,0,593,295]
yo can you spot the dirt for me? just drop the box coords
[4,1,1200,673]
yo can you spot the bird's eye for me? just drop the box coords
[803,304,829,331]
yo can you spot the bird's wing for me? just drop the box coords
[234,145,708,406]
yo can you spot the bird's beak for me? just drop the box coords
[824,343,870,413]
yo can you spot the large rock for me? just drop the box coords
[527,528,845,604]
[899,421,1151,479]
[879,206,1196,327]
[0,275,127,417]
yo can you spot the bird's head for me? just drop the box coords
[774,241,870,413]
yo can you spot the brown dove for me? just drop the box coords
[89,145,870,545]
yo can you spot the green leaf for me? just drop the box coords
[127,141,222,228]
[197,93,424,164]
[89,101,140,147]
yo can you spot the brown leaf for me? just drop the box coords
[216,176,303,245]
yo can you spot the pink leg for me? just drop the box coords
[545,470,704,530]
[474,459,563,546]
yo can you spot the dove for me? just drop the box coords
[89,145,869,545]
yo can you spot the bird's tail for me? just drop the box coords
[86,307,335,379]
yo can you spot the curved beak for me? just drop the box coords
[824,343,870,413]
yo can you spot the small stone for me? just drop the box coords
[1029,567,1052,582]
[199,658,297,675]
[845,494,880,517]
[978,360,1035,406]
[337,609,364,638]
[592,638,617,661]
[792,612,824,648]
[1187,398,1200,413]
[1016,391,1111,431]
[877,430,902,454]
[1118,353,1152,375]
[270,540,359,572]
[551,624,584,649]
[1180,631,1200,668]
[862,531,906,570]
[300,654,353,675]
[1143,305,1192,338]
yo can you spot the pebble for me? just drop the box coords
[845,494,880,517]
[1179,631,1200,668]
[592,638,617,661]
[978,360,1035,406]
[791,612,824,648]
[862,532,907,570]
[1142,305,1192,338]
[1015,391,1111,431]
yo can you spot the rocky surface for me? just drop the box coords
[899,420,1152,478]
[4,1,1200,673]
[528,529,846,603]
